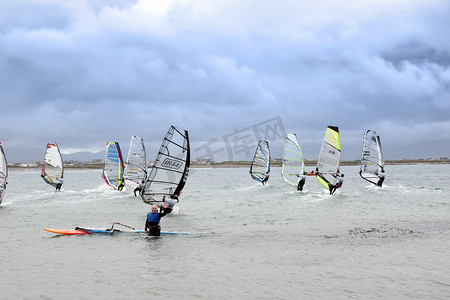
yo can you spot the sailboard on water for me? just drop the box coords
[102,142,125,191]
[141,126,190,210]
[360,130,385,185]
[281,134,305,189]
[41,143,64,190]
[43,222,200,236]
[316,126,341,193]
[124,136,147,187]
[250,140,271,185]
[0,142,8,204]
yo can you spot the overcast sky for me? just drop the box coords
[1,0,449,163]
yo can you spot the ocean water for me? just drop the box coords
[1,165,449,299]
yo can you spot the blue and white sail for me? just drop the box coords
[124,136,147,187]
[360,130,384,185]
[102,142,125,190]
[250,140,270,184]
[0,142,7,204]
[141,126,190,207]
[281,133,305,188]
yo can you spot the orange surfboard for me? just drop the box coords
[43,228,91,235]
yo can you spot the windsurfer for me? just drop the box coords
[118,181,125,191]
[163,195,179,214]
[145,204,167,236]
[297,172,306,191]
[134,180,145,196]
[376,168,385,187]
[262,172,270,185]
[330,173,344,195]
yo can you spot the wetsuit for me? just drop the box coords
[377,172,385,187]
[297,174,306,191]
[145,208,167,236]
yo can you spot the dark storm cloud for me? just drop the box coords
[0,0,449,162]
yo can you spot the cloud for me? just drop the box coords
[0,0,449,162]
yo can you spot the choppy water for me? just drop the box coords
[1,165,449,299]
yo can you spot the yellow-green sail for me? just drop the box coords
[316,126,341,191]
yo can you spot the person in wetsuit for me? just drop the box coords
[297,172,306,191]
[330,173,344,195]
[145,204,167,236]
[376,168,385,187]
[134,180,145,196]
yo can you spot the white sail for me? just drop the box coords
[0,142,8,204]
[316,126,341,192]
[281,133,305,187]
[360,130,384,185]
[41,143,64,188]
[124,136,147,185]
[250,140,270,183]
[141,126,190,207]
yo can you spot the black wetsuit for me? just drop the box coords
[297,178,306,191]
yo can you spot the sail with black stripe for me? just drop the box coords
[360,130,384,185]
[141,126,190,207]
[316,126,341,192]
[250,140,270,184]
[102,142,125,190]
[41,143,64,189]
[0,142,7,204]
[281,134,305,188]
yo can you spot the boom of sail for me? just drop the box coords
[316,126,341,192]
[102,142,125,190]
[281,133,305,187]
[41,143,64,189]
[0,142,8,204]
[124,136,147,185]
[141,126,190,206]
[250,140,270,184]
[360,129,384,185]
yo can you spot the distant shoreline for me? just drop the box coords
[8,159,449,170]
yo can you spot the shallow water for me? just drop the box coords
[1,165,449,299]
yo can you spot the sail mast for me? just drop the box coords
[281,134,305,187]
[41,143,64,188]
[316,126,341,192]
[102,142,125,190]
[360,130,384,185]
[0,142,8,204]
[141,126,190,207]
[250,140,271,184]
[124,136,147,184]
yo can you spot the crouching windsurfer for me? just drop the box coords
[145,204,167,236]
[162,194,179,214]
[330,173,344,195]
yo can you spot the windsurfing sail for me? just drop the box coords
[360,129,384,185]
[141,126,190,206]
[281,134,305,187]
[41,143,64,189]
[0,142,8,204]
[124,136,147,185]
[250,140,270,184]
[102,142,125,190]
[316,126,341,192]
